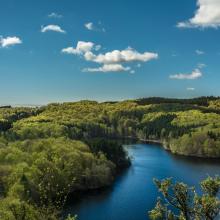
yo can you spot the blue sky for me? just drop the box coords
[0,0,220,105]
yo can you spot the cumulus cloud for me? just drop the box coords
[48,12,63,18]
[187,87,195,91]
[85,22,94,30]
[195,49,205,55]
[170,68,202,80]
[41,25,66,33]
[83,64,131,72]
[84,48,158,64]
[62,41,158,73]
[85,21,105,32]
[177,0,220,28]
[0,36,22,48]
[62,41,94,55]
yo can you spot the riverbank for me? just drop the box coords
[132,137,220,159]
[63,143,220,220]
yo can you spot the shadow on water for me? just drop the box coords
[64,165,131,207]
[169,153,220,165]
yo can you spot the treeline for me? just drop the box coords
[2,98,220,158]
[0,107,41,132]
[136,96,220,106]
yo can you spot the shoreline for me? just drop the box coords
[139,138,163,145]
[122,136,220,159]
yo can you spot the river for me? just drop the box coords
[64,143,220,220]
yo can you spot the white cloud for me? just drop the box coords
[41,25,66,33]
[48,12,63,18]
[62,41,158,73]
[187,87,195,91]
[177,0,220,28]
[195,49,205,55]
[83,64,131,72]
[62,41,94,55]
[84,48,158,64]
[0,36,22,48]
[85,22,94,30]
[85,21,105,32]
[197,63,207,68]
[170,68,202,80]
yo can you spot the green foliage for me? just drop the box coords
[1,97,220,219]
[0,197,41,220]
[0,197,77,220]
[86,138,130,168]
[149,176,220,220]
[0,138,116,219]
[65,214,77,220]
[136,96,219,107]
[170,131,220,157]
[2,98,220,159]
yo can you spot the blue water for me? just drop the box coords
[64,143,220,220]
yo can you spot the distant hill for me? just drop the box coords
[1,96,220,158]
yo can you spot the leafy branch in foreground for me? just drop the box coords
[149,176,220,220]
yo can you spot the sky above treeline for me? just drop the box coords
[1,0,220,105]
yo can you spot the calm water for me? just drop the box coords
[64,143,220,220]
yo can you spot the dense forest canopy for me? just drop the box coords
[2,96,219,158]
[1,96,220,219]
[135,96,220,106]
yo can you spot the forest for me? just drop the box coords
[0,96,220,219]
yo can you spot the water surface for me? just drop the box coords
[64,143,220,220]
